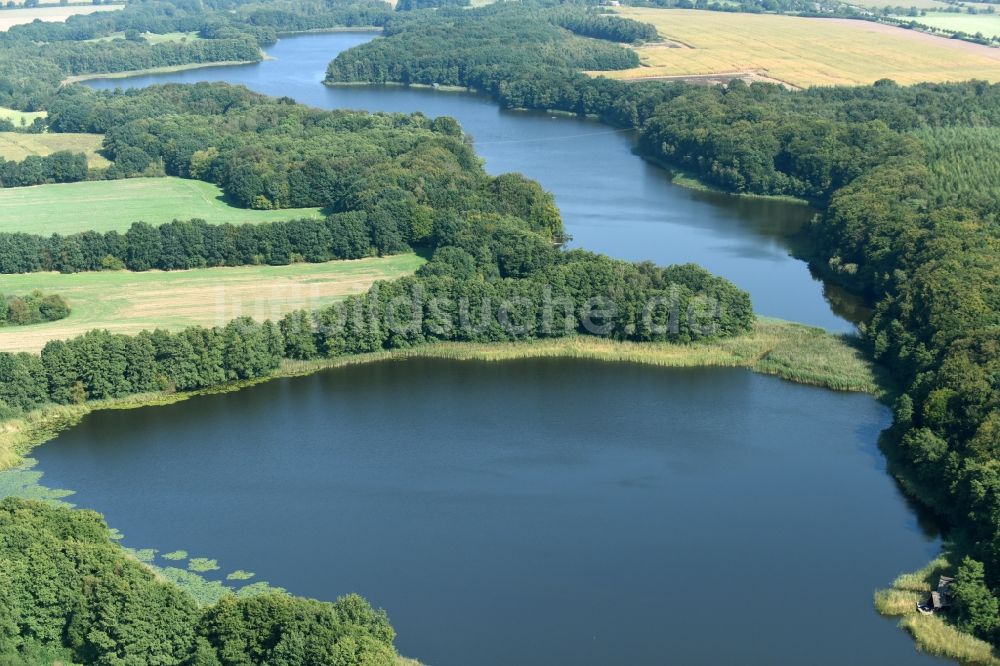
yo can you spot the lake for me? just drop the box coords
[33,360,942,666]
[86,31,863,332]
[25,31,946,666]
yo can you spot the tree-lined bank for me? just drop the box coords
[324,2,1000,653]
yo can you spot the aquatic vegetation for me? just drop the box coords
[125,547,157,563]
[237,581,287,597]
[0,458,74,506]
[163,549,188,560]
[227,570,256,581]
[188,557,220,572]
[157,567,231,606]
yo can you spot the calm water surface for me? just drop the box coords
[87,32,863,332]
[34,361,941,666]
[26,32,944,666]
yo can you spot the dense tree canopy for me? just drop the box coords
[326,4,643,88]
[0,151,88,188]
[0,498,398,666]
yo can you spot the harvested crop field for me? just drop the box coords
[592,8,1000,87]
[0,4,121,31]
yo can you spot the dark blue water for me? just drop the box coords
[34,360,941,666]
[86,32,863,332]
[31,32,947,666]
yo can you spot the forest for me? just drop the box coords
[0,497,398,666]
[0,80,753,417]
[0,291,68,327]
[0,250,752,416]
[0,0,996,658]
[0,80,753,413]
[325,0,1000,646]
[548,8,660,42]
[325,4,643,88]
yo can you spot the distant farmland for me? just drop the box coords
[0,254,424,352]
[897,12,1000,39]
[0,4,121,31]
[594,8,1000,87]
[0,177,323,235]
[0,132,111,168]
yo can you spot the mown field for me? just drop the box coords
[0,177,323,234]
[0,132,110,168]
[0,254,424,352]
[898,11,1000,38]
[596,8,1000,86]
[0,4,120,31]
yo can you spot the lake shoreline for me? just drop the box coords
[322,77,812,204]
[61,58,266,85]
[0,317,885,471]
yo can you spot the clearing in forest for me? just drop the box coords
[0,108,46,126]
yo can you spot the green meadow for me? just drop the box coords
[899,12,1000,39]
[0,177,323,234]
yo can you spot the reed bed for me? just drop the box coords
[0,318,882,470]
[875,555,1000,664]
